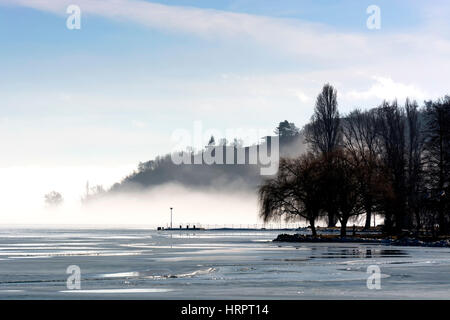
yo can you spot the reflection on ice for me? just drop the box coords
[60,288,173,293]
[99,267,216,279]
[2,250,145,258]
[314,248,409,259]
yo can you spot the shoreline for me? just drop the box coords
[273,233,450,248]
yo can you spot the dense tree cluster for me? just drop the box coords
[110,129,304,193]
[259,84,450,237]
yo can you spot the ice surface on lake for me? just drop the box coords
[0,228,449,299]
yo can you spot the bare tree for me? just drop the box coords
[82,185,106,204]
[259,150,366,237]
[44,191,63,207]
[259,155,324,237]
[325,150,364,237]
[304,84,342,227]
[305,83,342,155]
[423,96,450,234]
[343,109,381,229]
[376,101,408,234]
[405,99,425,232]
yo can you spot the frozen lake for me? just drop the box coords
[0,228,449,299]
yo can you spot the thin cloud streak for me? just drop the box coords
[2,0,449,65]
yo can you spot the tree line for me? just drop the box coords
[259,84,450,237]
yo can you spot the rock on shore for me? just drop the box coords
[273,233,450,247]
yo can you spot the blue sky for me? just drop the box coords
[1,0,450,224]
[0,0,449,169]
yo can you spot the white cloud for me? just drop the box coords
[345,76,428,102]
[293,90,311,103]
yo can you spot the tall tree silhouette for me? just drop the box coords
[376,101,408,233]
[405,99,424,232]
[343,109,381,229]
[305,84,341,154]
[305,83,342,227]
[423,96,450,234]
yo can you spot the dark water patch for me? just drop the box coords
[263,258,310,262]
[311,248,409,259]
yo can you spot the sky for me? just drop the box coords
[0,0,449,224]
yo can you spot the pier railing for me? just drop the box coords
[158,223,304,230]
